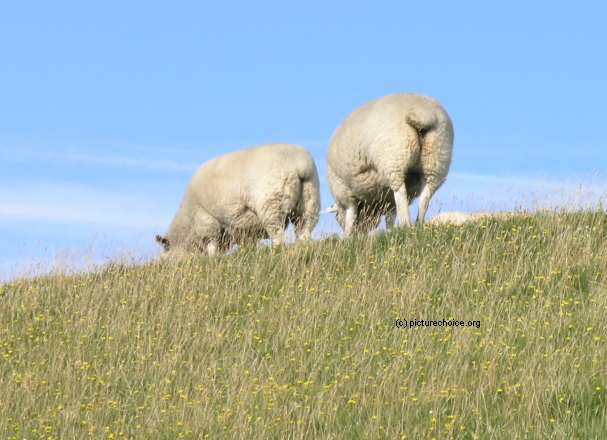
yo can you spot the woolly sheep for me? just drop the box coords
[326,93,454,236]
[156,143,321,258]
[427,211,515,226]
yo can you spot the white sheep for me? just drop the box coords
[427,211,515,226]
[326,93,454,236]
[156,143,321,258]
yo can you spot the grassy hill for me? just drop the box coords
[2,211,606,439]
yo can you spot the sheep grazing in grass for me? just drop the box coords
[427,211,515,226]
[326,93,454,236]
[156,143,321,258]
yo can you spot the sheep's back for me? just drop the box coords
[188,143,316,225]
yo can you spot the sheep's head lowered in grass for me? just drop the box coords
[155,234,170,252]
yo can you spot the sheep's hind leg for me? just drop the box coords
[393,185,412,226]
[343,205,358,237]
[416,185,434,225]
[261,215,286,247]
[293,215,313,242]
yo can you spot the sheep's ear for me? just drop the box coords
[156,234,170,251]
[320,205,340,214]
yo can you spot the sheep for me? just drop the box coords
[427,211,515,226]
[326,93,454,236]
[156,143,321,258]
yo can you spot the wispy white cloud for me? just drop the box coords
[37,152,198,172]
[0,183,172,228]
[1,145,198,173]
[0,137,249,173]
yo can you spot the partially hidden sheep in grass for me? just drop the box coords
[156,143,321,258]
[326,93,454,237]
[427,211,516,226]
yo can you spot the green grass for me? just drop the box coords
[2,211,606,439]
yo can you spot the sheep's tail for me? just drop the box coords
[405,107,439,134]
[404,102,453,168]
[404,100,454,224]
[294,167,321,241]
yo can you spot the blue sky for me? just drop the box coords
[2,1,606,281]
